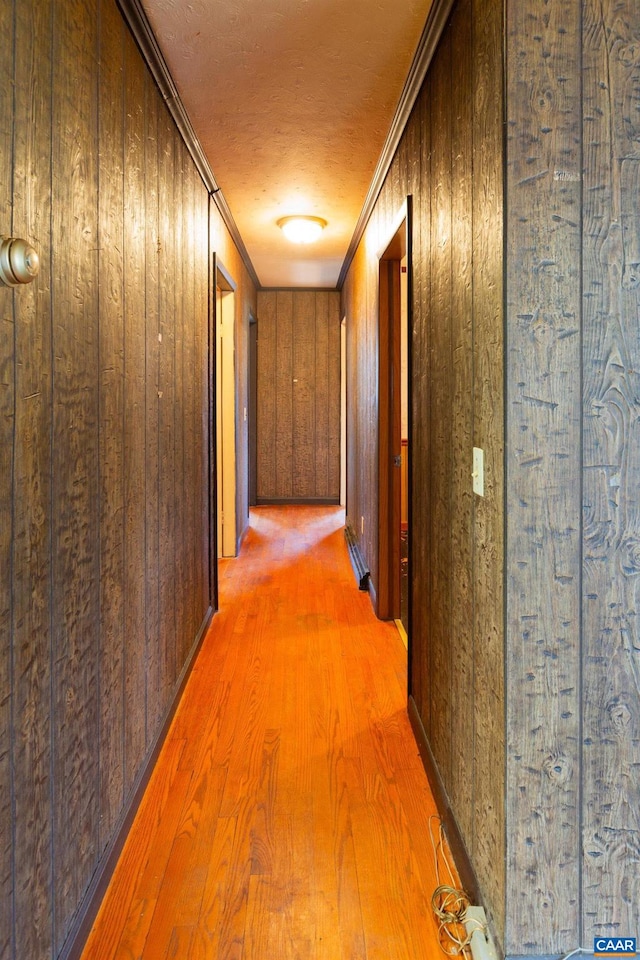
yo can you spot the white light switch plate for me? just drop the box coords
[473,447,484,497]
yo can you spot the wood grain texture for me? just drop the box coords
[0,2,14,955]
[275,291,294,499]
[51,0,100,948]
[144,67,162,737]
[257,290,341,503]
[505,0,583,950]
[11,0,53,953]
[80,506,450,960]
[3,0,224,955]
[449,0,474,849]
[341,0,506,943]
[123,29,149,788]
[98,0,125,849]
[292,291,316,498]
[314,291,330,498]
[581,0,640,942]
[429,22,453,785]
[256,291,277,499]
[158,109,178,703]
[470,0,505,940]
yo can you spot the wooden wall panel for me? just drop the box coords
[11,0,54,952]
[123,29,148,793]
[429,23,453,785]
[0,3,14,956]
[328,294,342,498]
[275,291,294,498]
[315,291,330,498]
[341,0,506,942]
[257,289,341,503]
[449,0,474,847]
[505,0,583,951]
[257,291,277,498]
[144,68,162,737]
[470,0,505,937]
[158,110,177,702]
[582,0,640,941]
[292,291,316,498]
[51,0,100,948]
[97,0,125,851]
[0,0,254,954]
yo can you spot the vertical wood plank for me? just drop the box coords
[505,0,582,951]
[582,0,640,941]
[173,136,186,680]
[144,68,162,735]
[327,293,341,500]
[97,0,125,849]
[158,107,177,710]
[0,1,14,955]
[292,291,316,498]
[429,24,453,784]
[182,155,197,658]
[11,0,54,952]
[257,291,276,499]
[449,0,474,847]
[195,181,209,616]
[315,291,330,498]
[472,0,506,941]
[51,0,100,948]
[275,291,293,499]
[410,78,432,724]
[123,29,149,789]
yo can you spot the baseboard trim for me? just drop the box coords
[256,497,340,505]
[60,606,215,960]
[344,522,371,590]
[407,696,484,915]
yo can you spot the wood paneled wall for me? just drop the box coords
[506,0,640,953]
[344,0,640,955]
[341,0,506,941]
[256,290,341,503]
[0,0,255,955]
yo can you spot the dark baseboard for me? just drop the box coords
[407,697,488,927]
[256,497,340,505]
[344,523,371,590]
[60,606,214,960]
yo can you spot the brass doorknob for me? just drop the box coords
[0,235,40,287]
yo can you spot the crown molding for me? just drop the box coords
[336,0,456,290]
[117,0,261,290]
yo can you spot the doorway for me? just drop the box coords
[214,257,238,559]
[377,200,412,640]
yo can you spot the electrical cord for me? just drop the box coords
[428,816,482,957]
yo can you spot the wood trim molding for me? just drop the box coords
[116,0,261,291]
[407,696,485,911]
[336,0,456,289]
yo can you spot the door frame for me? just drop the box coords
[377,198,413,633]
[212,254,238,565]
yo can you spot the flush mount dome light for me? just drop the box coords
[277,215,327,244]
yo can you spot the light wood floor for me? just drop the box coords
[81,505,447,960]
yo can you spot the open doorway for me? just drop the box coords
[377,200,412,643]
[214,256,238,559]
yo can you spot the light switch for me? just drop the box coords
[472,447,484,497]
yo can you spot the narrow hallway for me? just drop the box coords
[81,506,448,960]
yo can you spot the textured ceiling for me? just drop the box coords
[142,0,433,287]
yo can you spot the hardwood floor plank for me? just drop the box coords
[81,505,458,960]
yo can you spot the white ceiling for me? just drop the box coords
[142,0,434,288]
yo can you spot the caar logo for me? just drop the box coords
[594,938,637,957]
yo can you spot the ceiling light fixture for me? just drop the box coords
[277,215,327,244]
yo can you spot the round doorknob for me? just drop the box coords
[0,235,41,287]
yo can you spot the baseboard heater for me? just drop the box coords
[344,523,370,591]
